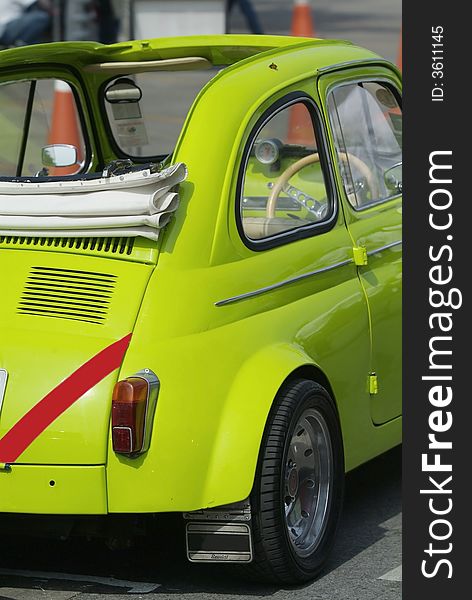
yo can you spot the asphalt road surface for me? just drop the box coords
[0,2,402,599]
[0,447,401,600]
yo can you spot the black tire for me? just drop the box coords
[249,379,344,584]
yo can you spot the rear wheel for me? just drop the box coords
[249,379,344,583]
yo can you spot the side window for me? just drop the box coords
[0,78,86,177]
[327,82,402,209]
[240,100,333,242]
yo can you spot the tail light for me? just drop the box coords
[112,369,159,456]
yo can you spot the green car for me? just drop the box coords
[0,34,402,584]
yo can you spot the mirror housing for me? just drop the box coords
[105,78,142,103]
[384,163,402,194]
[42,144,78,168]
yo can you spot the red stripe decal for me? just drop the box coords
[0,333,132,464]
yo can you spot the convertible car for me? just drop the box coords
[0,34,402,583]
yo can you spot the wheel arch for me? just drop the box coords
[200,344,340,508]
[281,364,339,420]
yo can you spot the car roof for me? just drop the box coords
[0,34,382,73]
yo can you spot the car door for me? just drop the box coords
[318,67,402,425]
[225,88,374,449]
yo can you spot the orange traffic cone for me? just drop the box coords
[291,0,315,38]
[287,2,316,144]
[47,81,82,175]
[288,1,316,144]
[287,104,314,146]
[396,28,402,71]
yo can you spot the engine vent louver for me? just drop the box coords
[18,266,116,325]
[0,235,135,255]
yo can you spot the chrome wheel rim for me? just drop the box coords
[283,408,332,557]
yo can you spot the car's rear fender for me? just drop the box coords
[106,317,400,514]
[106,339,319,512]
[201,343,319,508]
[199,345,401,509]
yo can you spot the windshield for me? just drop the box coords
[0,78,86,178]
[103,68,220,159]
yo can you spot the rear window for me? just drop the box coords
[103,68,219,158]
[0,78,86,178]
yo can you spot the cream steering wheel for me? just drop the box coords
[266,152,379,218]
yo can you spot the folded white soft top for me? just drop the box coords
[0,163,187,241]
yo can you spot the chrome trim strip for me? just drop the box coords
[0,369,7,416]
[215,258,353,307]
[367,240,402,256]
[136,369,159,455]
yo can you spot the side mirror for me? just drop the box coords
[42,144,78,168]
[384,162,402,194]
